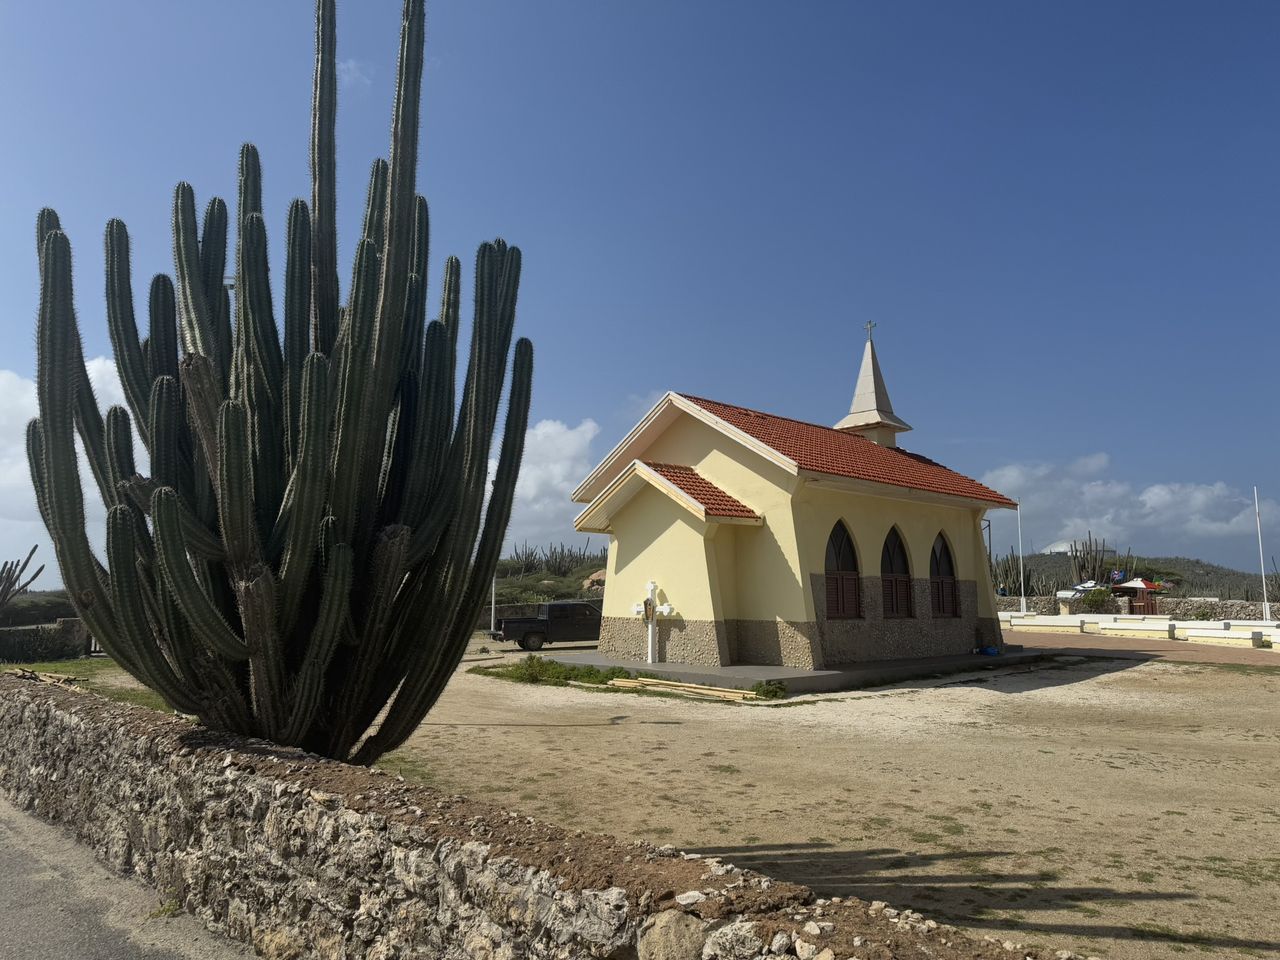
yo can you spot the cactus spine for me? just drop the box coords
[27,0,533,764]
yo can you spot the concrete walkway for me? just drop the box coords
[0,796,249,960]
[548,647,1048,692]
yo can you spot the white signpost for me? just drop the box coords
[633,580,675,664]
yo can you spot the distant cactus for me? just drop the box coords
[0,545,43,610]
[26,0,532,764]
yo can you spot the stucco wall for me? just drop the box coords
[640,415,809,623]
[602,484,716,621]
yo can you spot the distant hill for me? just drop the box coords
[1003,552,1272,600]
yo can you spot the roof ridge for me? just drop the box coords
[673,392,1015,508]
[677,393,878,440]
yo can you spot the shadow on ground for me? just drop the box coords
[917,656,1151,696]
[690,841,1279,954]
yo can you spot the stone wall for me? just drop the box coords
[730,620,821,670]
[813,576,1001,665]
[0,676,1052,960]
[992,596,1057,615]
[0,618,90,662]
[1151,598,1268,621]
[598,616,730,667]
[598,616,823,670]
[991,594,1268,621]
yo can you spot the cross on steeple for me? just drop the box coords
[864,320,876,341]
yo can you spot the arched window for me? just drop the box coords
[824,522,861,619]
[930,534,960,617]
[881,528,912,618]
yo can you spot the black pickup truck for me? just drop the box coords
[495,601,602,650]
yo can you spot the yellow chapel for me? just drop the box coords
[571,333,1017,670]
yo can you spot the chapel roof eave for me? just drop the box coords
[573,459,762,534]
[569,391,798,505]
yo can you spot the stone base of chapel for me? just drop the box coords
[598,588,1005,672]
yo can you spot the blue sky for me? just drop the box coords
[0,0,1277,582]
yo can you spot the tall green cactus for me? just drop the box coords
[0,545,43,611]
[26,0,533,765]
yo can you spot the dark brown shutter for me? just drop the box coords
[842,573,861,618]
[825,573,840,618]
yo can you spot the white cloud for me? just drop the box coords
[337,58,372,89]
[499,418,600,550]
[983,452,1279,566]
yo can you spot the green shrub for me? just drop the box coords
[0,590,76,628]
[750,679,787,700]
[0,623,87,663]
[1080,588,1113,613]
[480,655,630,687]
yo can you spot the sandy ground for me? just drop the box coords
[385,641,1280,960]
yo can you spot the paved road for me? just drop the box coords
[1014,629,1280,666]
[0,796,250,960]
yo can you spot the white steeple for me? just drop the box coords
[833,322,911,447]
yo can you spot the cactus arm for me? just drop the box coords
[330,523,409,752]
[152,487,248,661]
[172,183,216,357]
[216,400,262,573]
[106,506,202,715]
[237,567,287,740]
[354,337,532,763]
[360,158,389,250]
[105,220,151,442]
[147,376,183,489]
[198,197,232,389]
[148,274,180,383]
[36,208,61,264]
[364,1,425,519]
[34,229,124,651]
[103,406,136,495]
[276,354,330,636]
[199,197,229,305]
[283,199,312,469]
[180,354,223,485]
[121,476,224,562]
[103,406,158,567]
[328,239,381,543]
[26,420,51,529]
[310,0,339,355]
[237,213,286,526]
[282,541,352,744]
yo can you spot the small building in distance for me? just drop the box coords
[571,331,1017,670]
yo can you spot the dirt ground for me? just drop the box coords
[384,641,1280,960]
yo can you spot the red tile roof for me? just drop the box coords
[643,462,761,519]
[677,395,1016,508]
